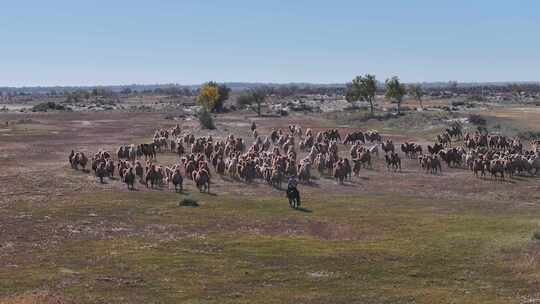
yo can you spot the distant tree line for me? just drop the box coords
[261,85,347,97]
[64,88,120,103]
[3,82,540,98]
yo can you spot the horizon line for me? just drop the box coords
[2,80,540,89]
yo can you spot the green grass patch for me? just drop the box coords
[2,193,540,303]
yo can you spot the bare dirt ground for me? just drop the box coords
[1,108,540,303]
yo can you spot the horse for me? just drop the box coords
[286,187,301,209]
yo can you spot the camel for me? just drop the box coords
[140,143,157,160]
[343,132,365,145]
[528,156,540,175]
[216,157,226,175]
[352,159,362,176]
[105,159,115,177]
[429,156,442,174]
[134,162,144,181]
[193,169,210,193]
[472,158,486,178]
[333,161,347,184]
[145,165,162,188]
[487,159,505,181]
[128,145,137,162]
[356,150,372,169]
[343,158,352,180]
[124,168,136,190]
[428,143,443,155]
[439,148,462,168]
[171,170,183,192]
[420,155,442,174]
[96,163,107,183]
[297,161,311,183]
[69,150,75,167]
[384,153,401,172]
[315,153,326,175]
[368,145,379,159]
[381,140,394,154]
[365,130,382,143]
[70,152,88,170]
[401,142,422,159]
[270,168,283,189]
[445,124,462,140]
[437,133,451,147]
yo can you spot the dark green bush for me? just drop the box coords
[197,108,216,130]
[198,108,215,129]
[179,197,199,207]
[31,102,69,112]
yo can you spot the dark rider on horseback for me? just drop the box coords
[286,177,301,209]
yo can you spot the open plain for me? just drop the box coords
[1,96,540,304]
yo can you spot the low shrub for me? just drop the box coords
[198,108,215,129]
[179,197,199,207]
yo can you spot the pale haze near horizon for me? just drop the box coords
[1,0,539,87]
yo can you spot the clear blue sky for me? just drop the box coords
[1,0,539,86]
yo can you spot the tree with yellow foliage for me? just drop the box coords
[196,83,220,129]
[197,83,220,111]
